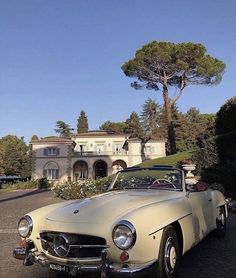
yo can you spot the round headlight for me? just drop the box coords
[18,215,33,238]
[113,220,136,250]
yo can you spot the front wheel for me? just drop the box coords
[214,206,226,238]
[154,225,180,278]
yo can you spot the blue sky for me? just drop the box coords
[1,0,235,142]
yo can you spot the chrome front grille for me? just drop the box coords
[39,232,108,259]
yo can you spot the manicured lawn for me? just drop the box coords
[139,151,192,167]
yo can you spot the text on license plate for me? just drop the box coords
[49,263,68,272]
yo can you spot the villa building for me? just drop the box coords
[31,131,166,182]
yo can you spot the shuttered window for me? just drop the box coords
[43,147,60,156]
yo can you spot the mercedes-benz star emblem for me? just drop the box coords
[53,234,70,257]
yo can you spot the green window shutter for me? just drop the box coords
[56,169,59,179]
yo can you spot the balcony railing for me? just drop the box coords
[72,150,127,156]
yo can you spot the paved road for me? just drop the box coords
[0,189,63,278]
[0,189,236,278]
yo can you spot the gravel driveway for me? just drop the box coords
[0,189,236,278]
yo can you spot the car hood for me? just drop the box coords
[46,190,181,224]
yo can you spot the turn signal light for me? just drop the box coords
[20,238,27,248]
[120,251,129,262]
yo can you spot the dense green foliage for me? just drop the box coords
[99,121,128,133]
[125,112,143,137]
[125,99,164,142]
[99,99,164,140]
[55,121,73,137]
[194,97,236,194]
[0,135,31,177]
[193,122,218,177]
[216,97,236,163]
[215,97,236,191]
[122,41,226,154]
[99,99,213,155]
[0,178,50,192]
[174,108,216,152]
[140,98,162,138]
[77,110,89,133]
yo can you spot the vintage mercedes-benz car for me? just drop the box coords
[14,165,227,278]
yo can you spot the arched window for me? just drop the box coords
[43,162,59,180]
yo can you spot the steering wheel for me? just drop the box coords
[152,178,177,189]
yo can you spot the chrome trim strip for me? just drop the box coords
[109,259,159,276]
[37,237,47,243]
[13,247,26,260]
[43,251,102,263]
[37,237,109,249]
[148,212,193,236]
[70,244,110,249]
[15,247,158,277]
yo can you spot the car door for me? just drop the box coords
[187,188,214,243]
[202,188,214,230]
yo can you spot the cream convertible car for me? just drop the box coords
[14,165,227,278]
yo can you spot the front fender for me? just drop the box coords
[211,190,228,217]
[124,196,191,236]
[114,195,191,262]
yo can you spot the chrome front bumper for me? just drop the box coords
[13,243,158,277]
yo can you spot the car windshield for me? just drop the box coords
[109,168,183,191]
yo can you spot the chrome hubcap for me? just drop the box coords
[164,237,177,276]
[169,246,177,268]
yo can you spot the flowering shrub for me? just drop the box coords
[180,159,194,165]
[51,176,112,200]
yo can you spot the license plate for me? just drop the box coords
[49,263,69,273]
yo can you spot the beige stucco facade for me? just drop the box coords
[31,131,166,182]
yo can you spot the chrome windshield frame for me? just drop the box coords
[108,166,184,192]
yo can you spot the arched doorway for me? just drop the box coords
[73,160,88,181]
[94,160,107,179]
[112,160,127,174]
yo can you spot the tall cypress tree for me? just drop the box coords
[77,110,89,133]
[140,98,162,137]
[125,112,143,138]
[55,121,73,137]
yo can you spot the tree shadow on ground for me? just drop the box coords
[0,189,51,204]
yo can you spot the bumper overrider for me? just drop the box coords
[13,240,158,277]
